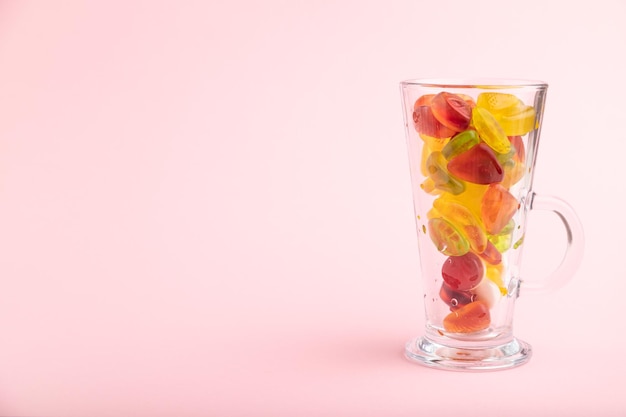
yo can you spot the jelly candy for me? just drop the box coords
[488,219,515,252]
[486,263,507,295]
[441,252,484,291]
[420,143,431,177]
[477,240,502,265]
[420,177,441,195]
[433,198,487,253]
[439,282,475,311]
[501,160,525,189]
[443,300,491,333]
[431,92,472,133]
[442,129,480,160]
[420,133,450,152]
[458,94,476,108]
[420,134,450,177]
[476,93,537,136]
[428,217,470,256]
[476,93,521,114]
[499,135,526,188]
[447,143,504,185]
[426,207,441,222]
[426,151,465,195]
[414,94,435,108]
[494,146,516,166]
[508,135,526,164]
[438,182,488,222]
[413,106,456,139]
[413,91,539,333]
[496,105,536,136]
[481,184,519,234]
[472,107,511,154]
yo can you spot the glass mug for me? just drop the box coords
[399,79,584,371]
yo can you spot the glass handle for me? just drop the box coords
[522,192,585,293]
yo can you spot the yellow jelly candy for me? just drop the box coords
[420,133,450,152]
[486,263,507,295]
[476,92,537,136]
[433,198,487,253]
[495,105,537,136]
[427,207,440,220]
[472,107,511,154]
[420,177,441,195]
[441,182,489,221]
[420,143,432,177]
[476,93,522,113]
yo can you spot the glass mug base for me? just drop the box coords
[405,335,532,371]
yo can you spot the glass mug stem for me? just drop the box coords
[400,79,584,371]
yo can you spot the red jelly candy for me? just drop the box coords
[441,252,484,291]
[481,184,519,234]
[413,106,456,139]
[443,300,491,333]
[440,282,475,311]
[431,92,472,133]
[447,143,504,185]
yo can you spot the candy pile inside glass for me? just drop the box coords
[413,91,535,334]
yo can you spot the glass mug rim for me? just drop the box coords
[400,78,548,89]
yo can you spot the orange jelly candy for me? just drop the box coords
[481,184,519,234]
[443,300,491,333]
[509,135,526,164]
[414,94,435,108]
[430,92,472,133]
[458,94,476,108]
[477,240,502,265]
[501,160,525,189]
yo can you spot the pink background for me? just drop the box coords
[0,1,624,416]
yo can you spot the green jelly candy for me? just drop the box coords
[495,147,516,165]
[428,217,470,256]
[488,219,515,252]
[442,130,480,160]
[426,151,465,195]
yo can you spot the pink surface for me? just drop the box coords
[0,1,624,416]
